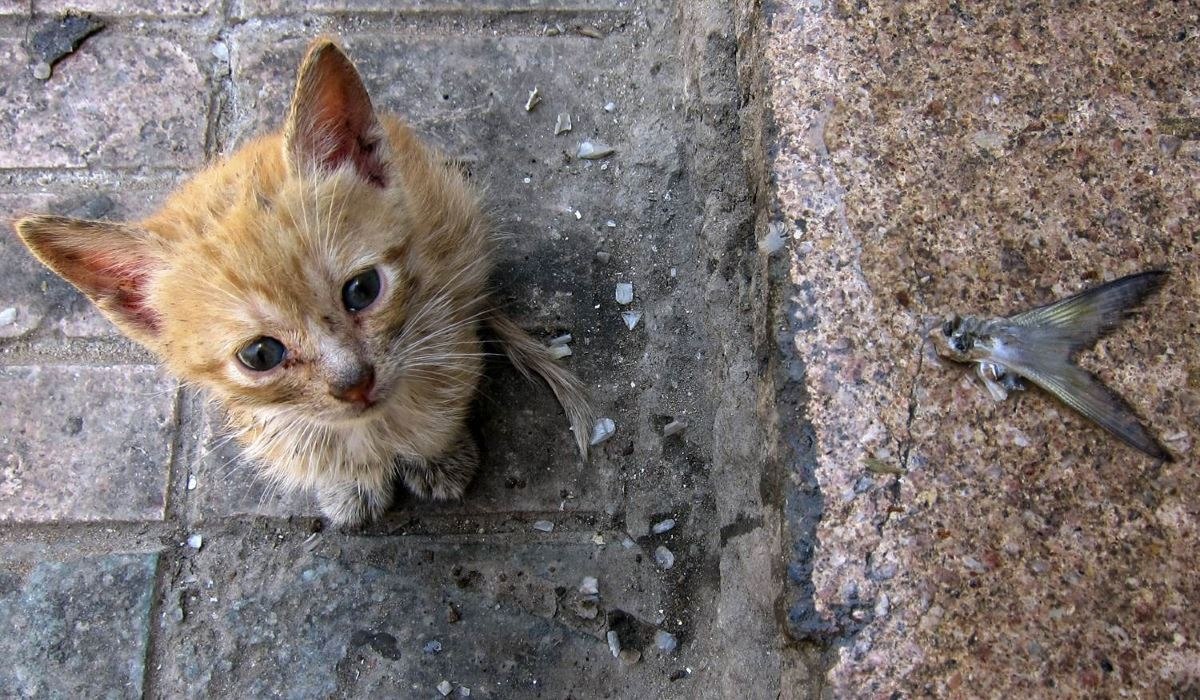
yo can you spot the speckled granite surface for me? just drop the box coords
[763,0,1198,695]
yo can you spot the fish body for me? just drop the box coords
[931,270,1172,461]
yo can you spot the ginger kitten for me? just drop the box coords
[13,39,592,527]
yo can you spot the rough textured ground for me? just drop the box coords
[761,0,1199,696]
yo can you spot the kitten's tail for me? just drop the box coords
[487,312,595,459]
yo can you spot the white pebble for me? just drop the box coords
[607,630,621,657]
[437,680,453,696]
[549,333,572,347]
[0,308,16,326]
[621,311,642,330]
[186,474,197,490]
[651,518,675,534]
[554,112,572,135]
[548,344,573,359]
[614,283,634,305]
[590,418,616,445]
[604,101,616,112]
[605,220,617,228]
[532,520,555,533]
[654,545,675,569]
[579,576,599,595]
[654,629,678,652]
[187,534,203,550]
[578,140,615,159]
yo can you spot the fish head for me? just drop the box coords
[931,314,993,363]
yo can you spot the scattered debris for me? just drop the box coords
[445,604,461,623]
[591,532,605,546]
[619,648,641,665]
[544,23,565,36]
[28,13,105,81]
[187,534,203,550]
[577,25,605,39]
[532,520,555,533]
[614,283,634,305]
[524,86,541,112]
[459,688,471,697]
[759,221,786,253]
[655,629,679,653]
[590,418,616,445]
[549,333,572,347]
[621,310,642,330]
[605,219,617,228]
[651,518,676,535]
[663,419,688,437]
[654,546,675,569]
[875,593,891,618]
[579,576,599,596]
[437,680,453,696]
[604,101,616,113]
[186,474,197,490]
[554,112,572,135]
[578,141,616,160]
[574,210,582,220]
[548,344,573,359]
[606,630,621,658]
[0,308,16,327]
[423,640,443,654]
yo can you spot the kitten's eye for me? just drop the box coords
[342,268,381,313]
[238,337,286,371]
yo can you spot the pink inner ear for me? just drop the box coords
[76,250,162,334]
[297,70,389,188]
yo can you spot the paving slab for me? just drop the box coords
[0,31,209,169]
[0,365,176,522]
[0,552,158,699]
[155,525,694,698]
[763,0,1200,695]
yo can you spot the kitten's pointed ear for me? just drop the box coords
[14,215,163,343]
[284,39,388,187]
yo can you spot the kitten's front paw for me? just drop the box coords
[398,436,479,501]
[316,477,393,528]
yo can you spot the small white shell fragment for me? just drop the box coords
[654,545,675,569]
[548,344,573,359]
[605,220,616,228]
[663,419,688,437]
[574,210,582,220]
[590,418,616,445]
[187,534,203,550]
[607,630,621,657]
[187,474,197,491]
[614,283,634,305]
[437,680,453,696]
[525,86,541,112]
[604,101,616,112]
[0,308,16,326]
[621,311,642,330]
[654,629,678,652]
[549,334,573,347]
[532,520,555,533]
[579,576,599,595]
[578,140,615,159]
[760,221,786,253]
[555,112,572,134]
[651,518,676,535]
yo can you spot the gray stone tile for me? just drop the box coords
[0,553,158,699]
[236,0,626,17]
[39,0,217,15]
[0,184,179,340]
[156,527,690,698]
[0,365,177,522]
[0,32,209,169]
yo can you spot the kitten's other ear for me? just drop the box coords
[13,215,164,343]
[284,39,388,187]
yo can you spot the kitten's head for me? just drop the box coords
[14,40,488,427]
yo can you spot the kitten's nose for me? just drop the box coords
[330,365,376,406]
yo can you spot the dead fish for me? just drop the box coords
[931,270,1173,461]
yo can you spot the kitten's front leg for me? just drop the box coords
[398,433,479,501]
[316,474,394,528]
